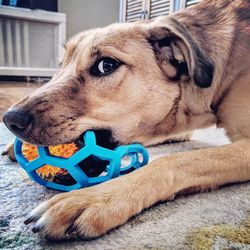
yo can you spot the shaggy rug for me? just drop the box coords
[0,123,249,250]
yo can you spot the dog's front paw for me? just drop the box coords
[2,142,16,161]
[24,182,136,240]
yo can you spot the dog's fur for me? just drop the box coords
[3,0,250,240]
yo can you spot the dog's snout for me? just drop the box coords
[3,108,33,136]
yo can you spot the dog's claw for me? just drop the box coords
[32,224,42,233]
[65,224,76,235]
[24,215,37,225]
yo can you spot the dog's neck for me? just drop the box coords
[153,83,216,142]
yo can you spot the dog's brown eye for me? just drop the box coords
[90,57,121,77]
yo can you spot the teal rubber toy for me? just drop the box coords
[14,131,149,191]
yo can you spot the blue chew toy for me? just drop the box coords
[14,131,149,192]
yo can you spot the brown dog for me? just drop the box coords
[3,0,250,240]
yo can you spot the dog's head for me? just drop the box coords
[3,17,214,147]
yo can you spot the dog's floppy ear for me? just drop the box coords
[147,19,214,88]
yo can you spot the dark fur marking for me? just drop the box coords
[170,83,182,129]
[149,36,189,81]
[235,6,250,23]
[156,83,182,134]
[168,17,215,88]
[70,86,80,95]
[38,107,50,114]
[169,60,189,81]
[78,75,85,83]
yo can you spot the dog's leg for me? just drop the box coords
[2,142,16,161]
[24,139,250,240]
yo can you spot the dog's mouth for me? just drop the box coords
[53,129,120,185]
[76,129,119,150]
[19,128,121,186]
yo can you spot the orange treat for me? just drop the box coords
[22,143,78,178]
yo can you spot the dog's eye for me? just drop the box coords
[90,57,121,77]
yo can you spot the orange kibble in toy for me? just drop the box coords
[22,143,78,178]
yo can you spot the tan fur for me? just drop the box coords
[4,0,250,240]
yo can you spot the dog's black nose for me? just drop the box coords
[3,108,33,136]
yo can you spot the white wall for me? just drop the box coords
[58,0,120,40]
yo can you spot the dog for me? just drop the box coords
[2,0,250,240]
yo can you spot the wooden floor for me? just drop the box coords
[0,81,42,120]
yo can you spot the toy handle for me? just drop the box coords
[116,144,149,175]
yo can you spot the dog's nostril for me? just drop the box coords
[10,124,23,131]
[3,108,33,135]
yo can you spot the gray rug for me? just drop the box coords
[0,123,249,250]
